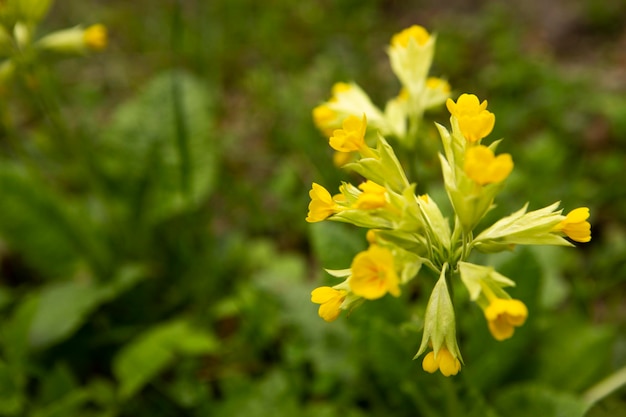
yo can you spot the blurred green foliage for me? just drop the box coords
[0,0,625,416]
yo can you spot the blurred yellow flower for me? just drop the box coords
[464,145,513,185]
[311,287,347,322]
[354,181,387,210]
[484,298,528,341]
[554,207,591,243]
[391,25,430,48]
[329,114,367,153]
[350,245,399,299]
[306,183,338,223]
[446,94,495,142]
[422,347,462,376]
[83,24,107,51]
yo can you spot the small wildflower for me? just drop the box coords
[329,114,367,153]
[484,298,528,341]
[83,24,107,51]
[464,145,513,185]
[446,94,495,142]
[311,287,347,322]
[554,207,591,243]
[306,183,338,223]
[312,104,337,135]
[350,245,400,299]
[422,347,462,376]
[391,25,431,48]
[332,151,354,167]
[426,77,450,93]
[354,181,387,210]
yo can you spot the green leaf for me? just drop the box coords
[28,265,146,350]
[113,319,218,399]
[493,383,588,417]
[100,70,218,224]
[0,163,103,278]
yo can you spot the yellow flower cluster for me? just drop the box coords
[306,25,591,377]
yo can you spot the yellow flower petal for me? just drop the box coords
[447,94,495,142]
[554,207,591,242]
[484,298,528,341]
[83,24,107,51]
[306,183,337,223]
[349,245,400,300]
[329,114,367,152]
[464,145,513,185]
[391,25,430,48]
[311,287,346,322]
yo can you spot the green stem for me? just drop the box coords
[582,364,626,407]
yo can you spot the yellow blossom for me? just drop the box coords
[464,145,513,185]
[391,25,430,48]
[354,181,387,210]
[426,77,450,93]
[350,245,400,299]
[312,104,337,135]
[554,207,591,243]
[311,286,347,322]
[422,347,462,376]
[83,24,107,51]
[446,94,495,142]
[331,82,352,96]
[484,298,528,341]
[332,150,354,167]
[306,183,338,223]
[329,114,367,153]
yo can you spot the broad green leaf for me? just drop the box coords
[100,70,218,224]
[28,265,146,350]
[113,319,218,399]
[493,383,587,417]
[0,163,103,279]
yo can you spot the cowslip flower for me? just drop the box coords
[83,24,107,51]
[446,94,495,142]
[422,347,462,376]
[354,181,387,210]
[329,114,368,153]
[350,245,400,299]
[553,207,591,243]
[464,145,513,185]
[484,298,528,341]
[390,25,430,48]
[311,287,347,322]
[306,183,339,223]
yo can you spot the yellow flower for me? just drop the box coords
[312,104,337,135]
[426,77,450,93]
[354,181,387,210]
[484,298,528,341]
[446,94,495,142]
[350,245,400,299]
[306,183,338,223]
[329,114,367,153]
[83,24,107,51]
[422,347,462,376]
[311,286,347,322]
[332,150,354,167]
[331,82,352,96]
[391,25,430,48]
[464,145,513,185]
[554,207,591,243]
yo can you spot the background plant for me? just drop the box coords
[0,1,624,416]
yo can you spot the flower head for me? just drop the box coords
[484,298,528,341]
[350,245,400,299]
[464,145,513,185]
[391,25,431,48]
[422,347,462,376]
[306,183,338,223]
[354,181,387,210]
[83,24,107,51]
[329,114,367,153]
[446,94,495,142]
[554,207,591,243]
[311,286,347,322]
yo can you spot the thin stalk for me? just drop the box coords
[582,364,626,408]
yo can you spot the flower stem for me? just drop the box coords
[582,364,626,407]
